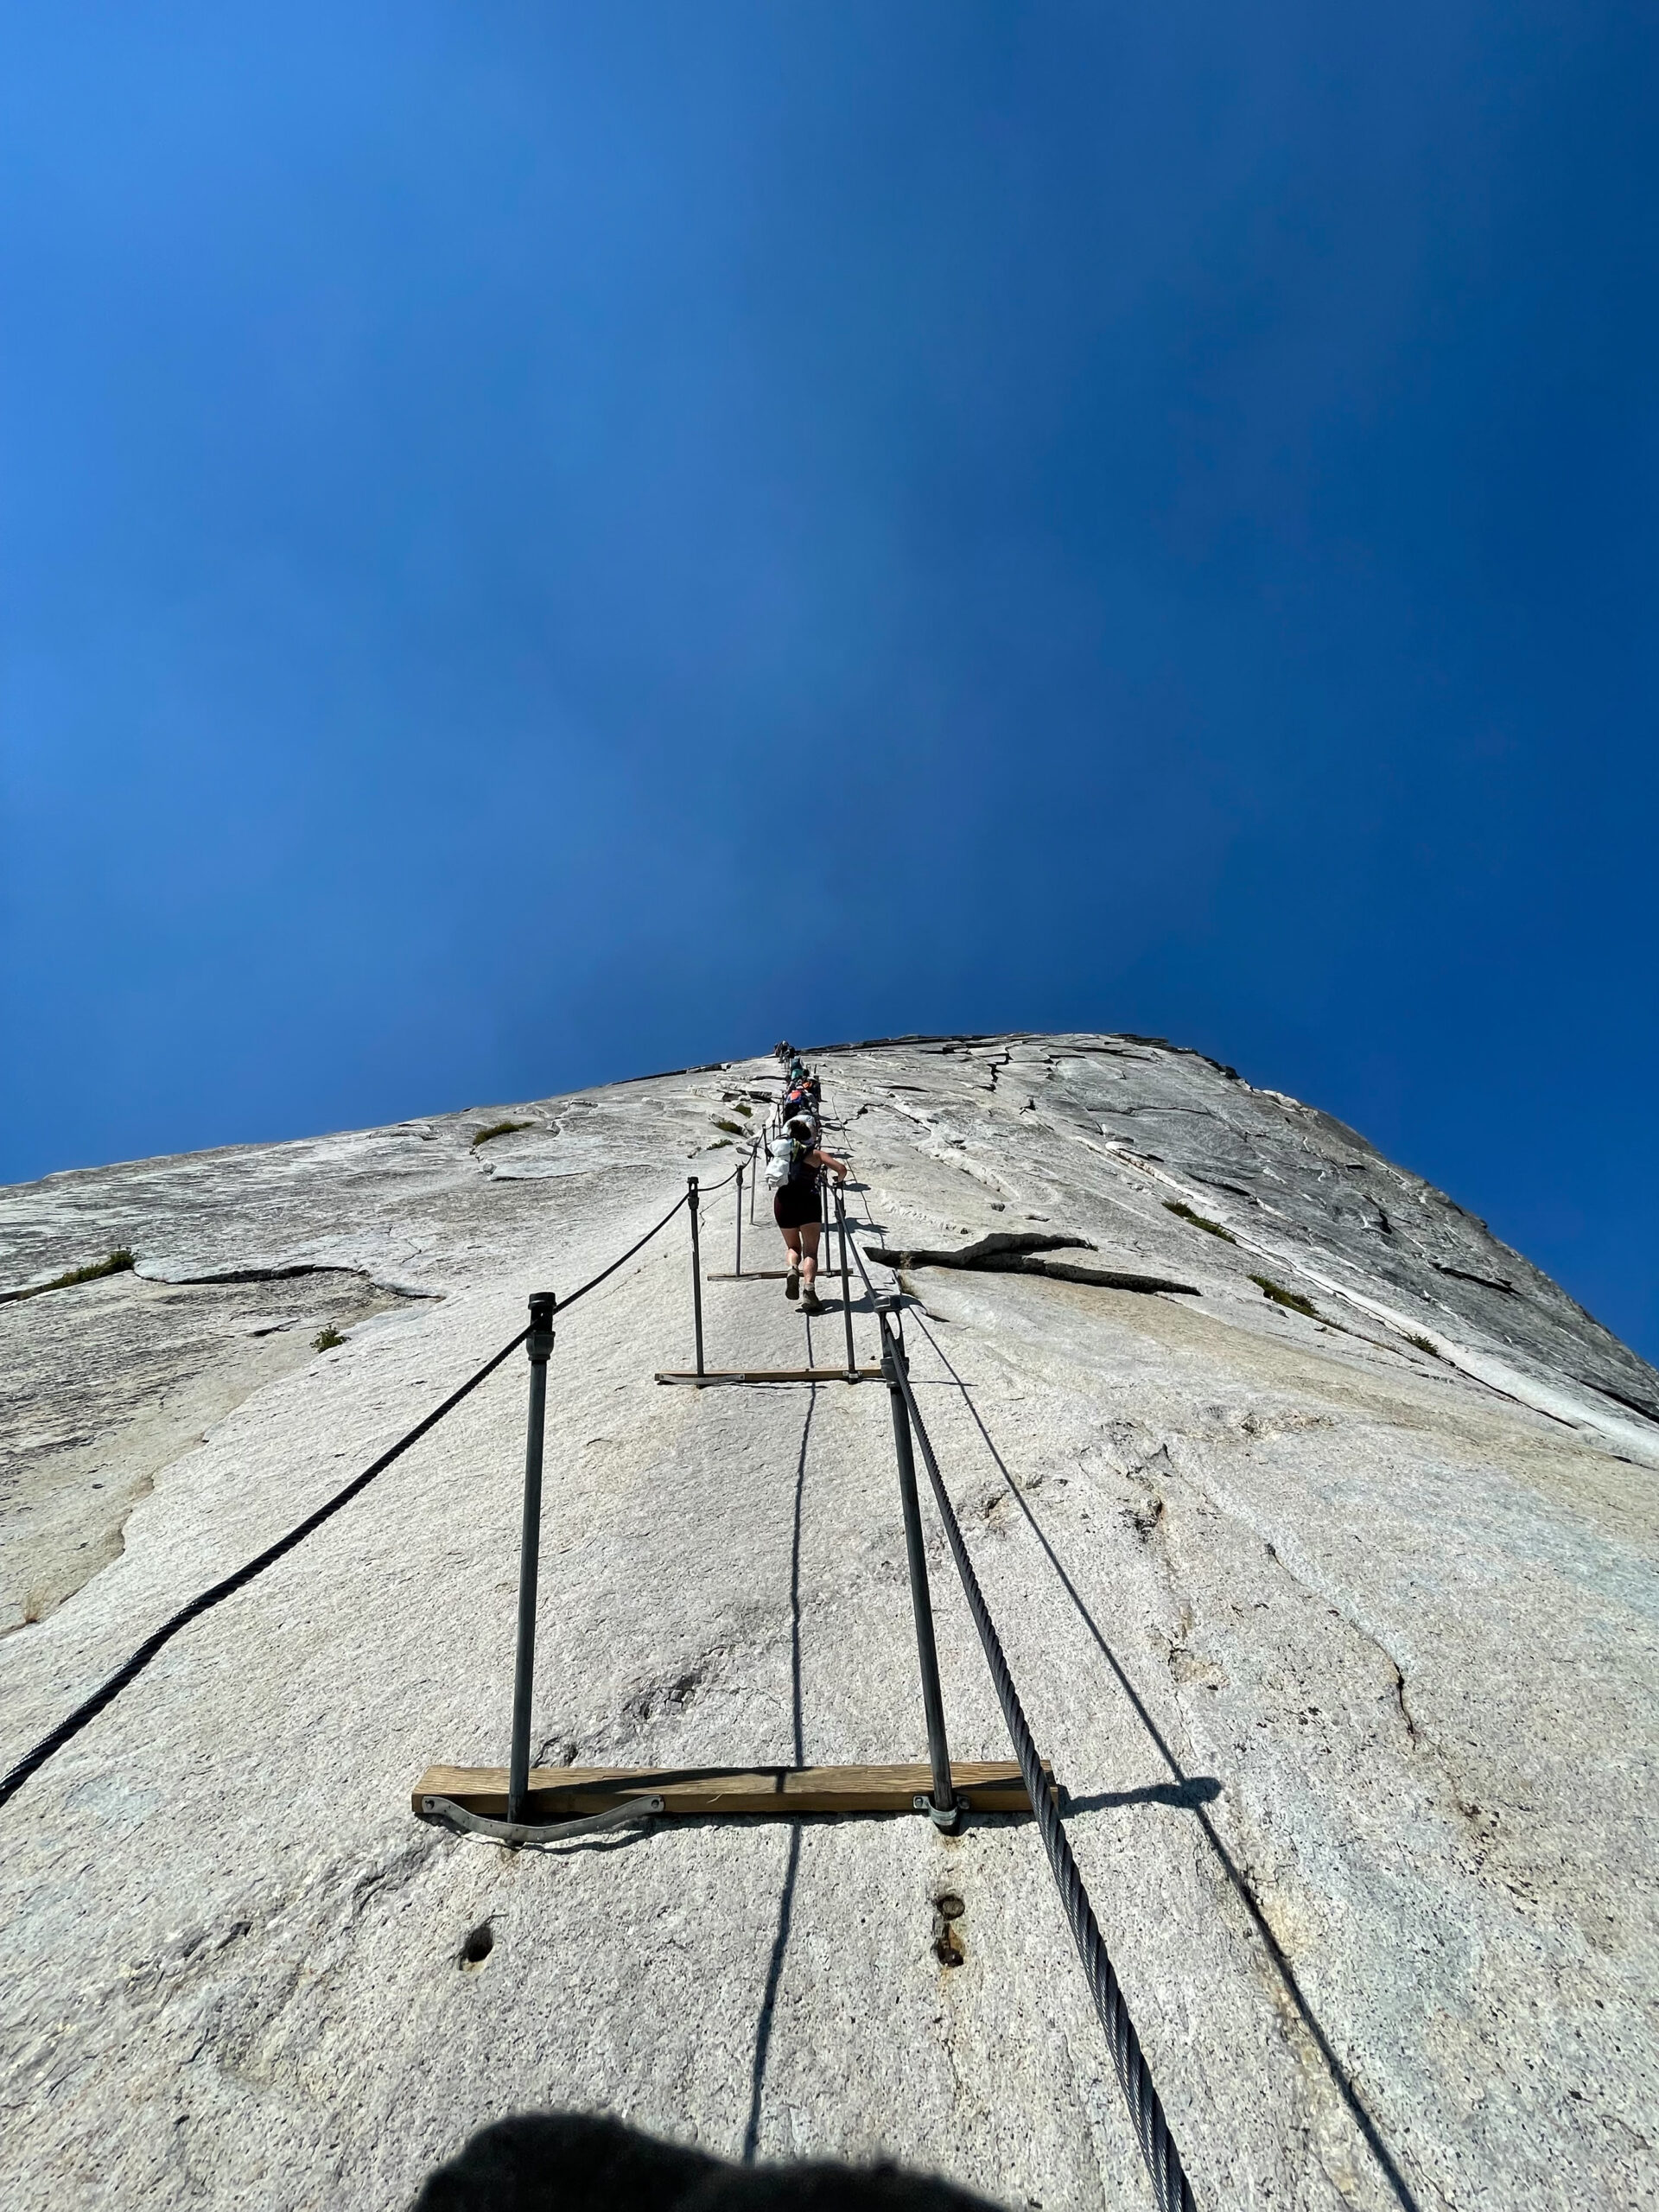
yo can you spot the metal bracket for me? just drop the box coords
[875,1291,907,1363]
[913,1793,964,1834]
[526,1289,556,1363]
[421,1793,664,1849]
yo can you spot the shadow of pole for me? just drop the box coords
[741,1381,814,2163]
[908,1313,1424,2212]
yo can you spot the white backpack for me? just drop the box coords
[765,1131,802,1190]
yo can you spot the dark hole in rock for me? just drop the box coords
[935,1927,966,1967]
[936,1893,965,1921]
[459,1922,493,1967]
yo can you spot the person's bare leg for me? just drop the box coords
[782,1224,803,1296]
[799,1223,821,1288]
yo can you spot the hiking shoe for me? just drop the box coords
[800,1287,824,1315]
[785,1266,800,1300]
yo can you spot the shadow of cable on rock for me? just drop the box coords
[741,1380,814,2164]
[1061,1777,1221,1815]
[907,1312,1425,2212]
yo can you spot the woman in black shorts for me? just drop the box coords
[773,1113,849,1314]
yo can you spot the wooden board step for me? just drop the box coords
[414,1759,1051,1821]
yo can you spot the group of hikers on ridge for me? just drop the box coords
[764,1041,848,1316]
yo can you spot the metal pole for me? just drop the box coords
[880,1300,957,1828]
[748,1140,757,1224]
[508,1291,557,1826]
[688,1176,705,1377]
[734,1161,744,1278]
[836,1181,856,1376]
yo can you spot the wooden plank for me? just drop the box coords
[413,1759,1052,1821]
[704,1270,793,1281]
[655,1367,881,1385]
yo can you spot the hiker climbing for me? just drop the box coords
[766,1109,848,1315]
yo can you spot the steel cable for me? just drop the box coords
[837,1198,1198,2212]
[695,1154,747,1195]
[0,1325,528,1813]
[0,1185,696,1815]
[555,1186,690,1313]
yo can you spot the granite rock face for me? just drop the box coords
[1,1034,1655,2211]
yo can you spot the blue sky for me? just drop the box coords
[3,3,1656,1360]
